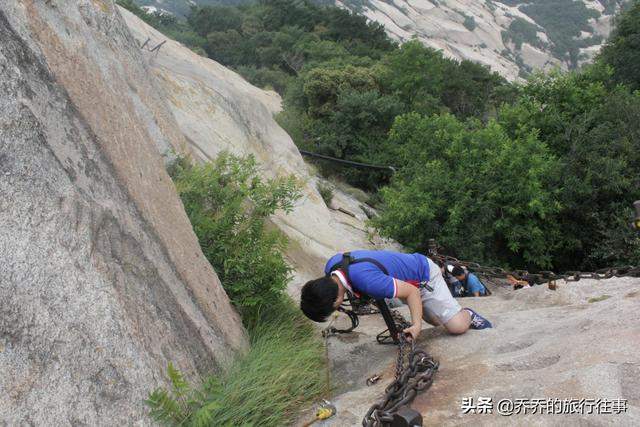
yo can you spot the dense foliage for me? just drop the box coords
[373,114,561,268]
[495,0,630,71]
[498,66,640,270]
[121,0,508,188]
[170,153,300,321]
[503,18,542,51]
[284,40,508,189]
[128,0,640,272]
[599,0,640,90]
[376,60,640,271]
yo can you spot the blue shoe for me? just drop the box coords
[464,308,492,329]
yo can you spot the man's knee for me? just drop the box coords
[444,309,471,335]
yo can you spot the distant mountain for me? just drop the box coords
[334,0,629,79]
[133,0,629,79]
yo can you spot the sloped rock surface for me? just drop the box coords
[120,7,400,295]
[318,277,640,425]
[0,1,246,424]
[335,0,620,80]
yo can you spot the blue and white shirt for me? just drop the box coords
[324,250,431,300]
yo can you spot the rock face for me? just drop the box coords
[120,7,400,295]
[335,0,624,80]
[317,277,640,425]
[0,1,247,424]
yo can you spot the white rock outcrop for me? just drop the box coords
[120,7,400,296]
[0,1,246,424]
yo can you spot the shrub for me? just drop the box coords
[463,15,477,32]
[317,182,334,206]
[519,0,600,66]
[504,18,542,50]
[170,152,301,321]
[498,69,640,270]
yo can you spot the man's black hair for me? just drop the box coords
[300,276,339,322]
[451,265,465,277]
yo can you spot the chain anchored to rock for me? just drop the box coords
[427,239,640,286]
[362,331,438,427]
[322,300,380,338]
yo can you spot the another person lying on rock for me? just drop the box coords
[440,261,465,297]
[299,250,492,341]
[447,265,489,297]
[506,274,531,290]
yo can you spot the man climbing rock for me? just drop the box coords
[300,250,492,340]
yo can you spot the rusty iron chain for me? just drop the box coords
[362,315,438,427]
[353,302,380,316]
[391,309,410,330]
[431,253,640,285]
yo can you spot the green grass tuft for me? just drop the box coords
[587,294,611,303]
[147,300,328,426]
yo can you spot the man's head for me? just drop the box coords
[300,276,340,322]
[448,264,467,281]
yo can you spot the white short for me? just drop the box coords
[421,258,462,324]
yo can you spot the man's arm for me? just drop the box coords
[395,280,423,340]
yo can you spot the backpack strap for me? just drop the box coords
[327,252,390,290]
[327,252,391,306]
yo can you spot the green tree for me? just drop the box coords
[377,41,448,116]
[188,6,244,36]
[373,113,561,268]
[499,68,640,269]
[599,1,640,91]
[304,88,404,188]
[378,41,506,118]
[302,66,378,117]
[204,30,250,65]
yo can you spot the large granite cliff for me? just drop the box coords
[0,1,246,424]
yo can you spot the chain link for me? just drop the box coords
[432,254,640,285]
[362,314,439,427]
[354,303,380,316]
